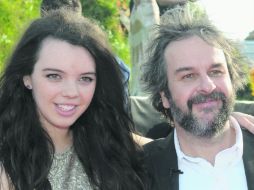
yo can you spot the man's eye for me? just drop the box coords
[209,70,223,77]
[182,73,195,80]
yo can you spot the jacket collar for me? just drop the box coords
[242,129,254,190]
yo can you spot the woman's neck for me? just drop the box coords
[48,128,73,153]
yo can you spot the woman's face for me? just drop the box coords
[23,37,96,133]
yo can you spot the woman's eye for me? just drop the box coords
[80,76,93,83]
[46,74,61,80]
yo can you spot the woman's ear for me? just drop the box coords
[23,75,32,90]
[160,91,170,109]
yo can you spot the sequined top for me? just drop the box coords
[48,146,93,190]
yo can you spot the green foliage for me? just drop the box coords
[80,0,130,66]
[0,0,130,68]
[239,67,254,100]
[237,82,254,100]
[0,0,41,68]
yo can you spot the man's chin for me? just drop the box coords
[193,110,219,122]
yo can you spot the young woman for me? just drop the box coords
[0,10,146,190]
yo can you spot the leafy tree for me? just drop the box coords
[80,0,130,66]
[0,0,41,68]
[243,30,254,98]
[0,0,130,68]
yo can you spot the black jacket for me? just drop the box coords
[144,129,254,190]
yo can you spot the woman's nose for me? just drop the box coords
[61,81,79,98]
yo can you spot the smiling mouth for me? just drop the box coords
[56,104,76,112]
[195,99,218,105]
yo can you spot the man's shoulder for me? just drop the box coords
[143,132,174,156]
[143,132,178,189]
[242,128,254,143]
[144,138,167,151]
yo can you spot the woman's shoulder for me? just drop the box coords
[0,166,12,190]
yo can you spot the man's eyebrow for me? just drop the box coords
[211,63,223,68]
[174,63,224,74]
[174,67,193,74]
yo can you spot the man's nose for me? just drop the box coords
[197,75,216,94]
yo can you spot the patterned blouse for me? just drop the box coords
[48,146,93,190]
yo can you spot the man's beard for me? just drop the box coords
[168,91,235,138]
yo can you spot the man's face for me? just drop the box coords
[160,36,235,138]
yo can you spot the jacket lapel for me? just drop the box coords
[242,129,254,190]
[147,131,179,190]
[165,132,179,190]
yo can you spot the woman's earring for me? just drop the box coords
[26,84,32,89]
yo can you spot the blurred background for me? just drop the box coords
[0,0,253,99]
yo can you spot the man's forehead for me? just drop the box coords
[164,36,227,70]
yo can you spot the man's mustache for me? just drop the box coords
[187,91,226,109]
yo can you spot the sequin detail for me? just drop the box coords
[48,147,93,190]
